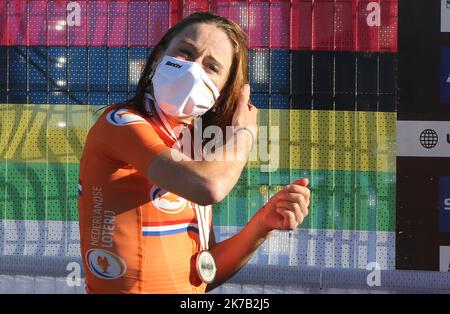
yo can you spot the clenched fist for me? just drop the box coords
[258,178,310,232]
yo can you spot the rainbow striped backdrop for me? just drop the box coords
[0,0,397,270]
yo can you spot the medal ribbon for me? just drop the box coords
[194,204,210,251]
[145,93,182,151]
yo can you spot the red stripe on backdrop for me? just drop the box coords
[109,1,128,46]
[88,1,107,46]
[313,0,336,50]
[69,0,87,46]
[334,0,356,51]
[130,1,148,46]
[47,1,67,46]
[29,1,46,46]
[181,0,210,18]
[5,0,27,45]
[0,0,397,52]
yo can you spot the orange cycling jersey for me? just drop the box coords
[78,104,210,293]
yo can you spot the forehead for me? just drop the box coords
[170,23,234,68]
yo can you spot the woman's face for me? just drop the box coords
[162,23,234,94]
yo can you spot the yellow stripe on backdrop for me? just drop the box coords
[0,104,396,173]
[252,109,395,172]
[0,104,100,163]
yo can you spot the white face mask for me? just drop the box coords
[151,55,220,119]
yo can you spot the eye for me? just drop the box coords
[207,63,219,74]
[177,48,193,59]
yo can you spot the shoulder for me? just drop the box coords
[87,104,158,146]
[103,104,151,128]
[91,104,167,149]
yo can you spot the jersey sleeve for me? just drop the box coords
[93,107,170,175]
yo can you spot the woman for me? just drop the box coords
[78,12,310,294]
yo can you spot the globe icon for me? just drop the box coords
[419,129,438,149]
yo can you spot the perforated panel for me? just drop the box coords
[0,0,399,290]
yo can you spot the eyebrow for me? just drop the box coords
[179,39,224,71]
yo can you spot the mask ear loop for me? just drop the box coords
[144,68,158,116]
[145,69,156,95]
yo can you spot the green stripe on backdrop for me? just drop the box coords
[0,162,395,232]
[215,167,395,232]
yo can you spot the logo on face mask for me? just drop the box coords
[166,60,182,68]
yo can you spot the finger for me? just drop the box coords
[293,178,309,187]
[284,184,310,201]
[276,201,302,223]
[278,192,310,212]
[248,99,257,108]
[278,194,309,216]
[277,192,305,205]
[276,207,301,230]
[237,84,250,109]
[275,207,290,229]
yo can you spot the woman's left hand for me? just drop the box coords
[258,178,310,233]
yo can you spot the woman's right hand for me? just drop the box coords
[231,84,258,138]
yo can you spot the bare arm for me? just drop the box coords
[205,210,270,292]
[147,84,257,205]
[205,179,311,292]
[147,130,252,205]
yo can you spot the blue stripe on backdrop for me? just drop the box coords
[0,46,397,112]
[68,47,87,91]
[29,47,48,92]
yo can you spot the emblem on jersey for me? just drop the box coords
[106,108,148,126]
[86,249,127,280]
[150,186,187,214]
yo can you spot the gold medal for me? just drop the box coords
[196,250,216,284]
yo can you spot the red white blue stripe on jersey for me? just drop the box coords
[142,219,199,236]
